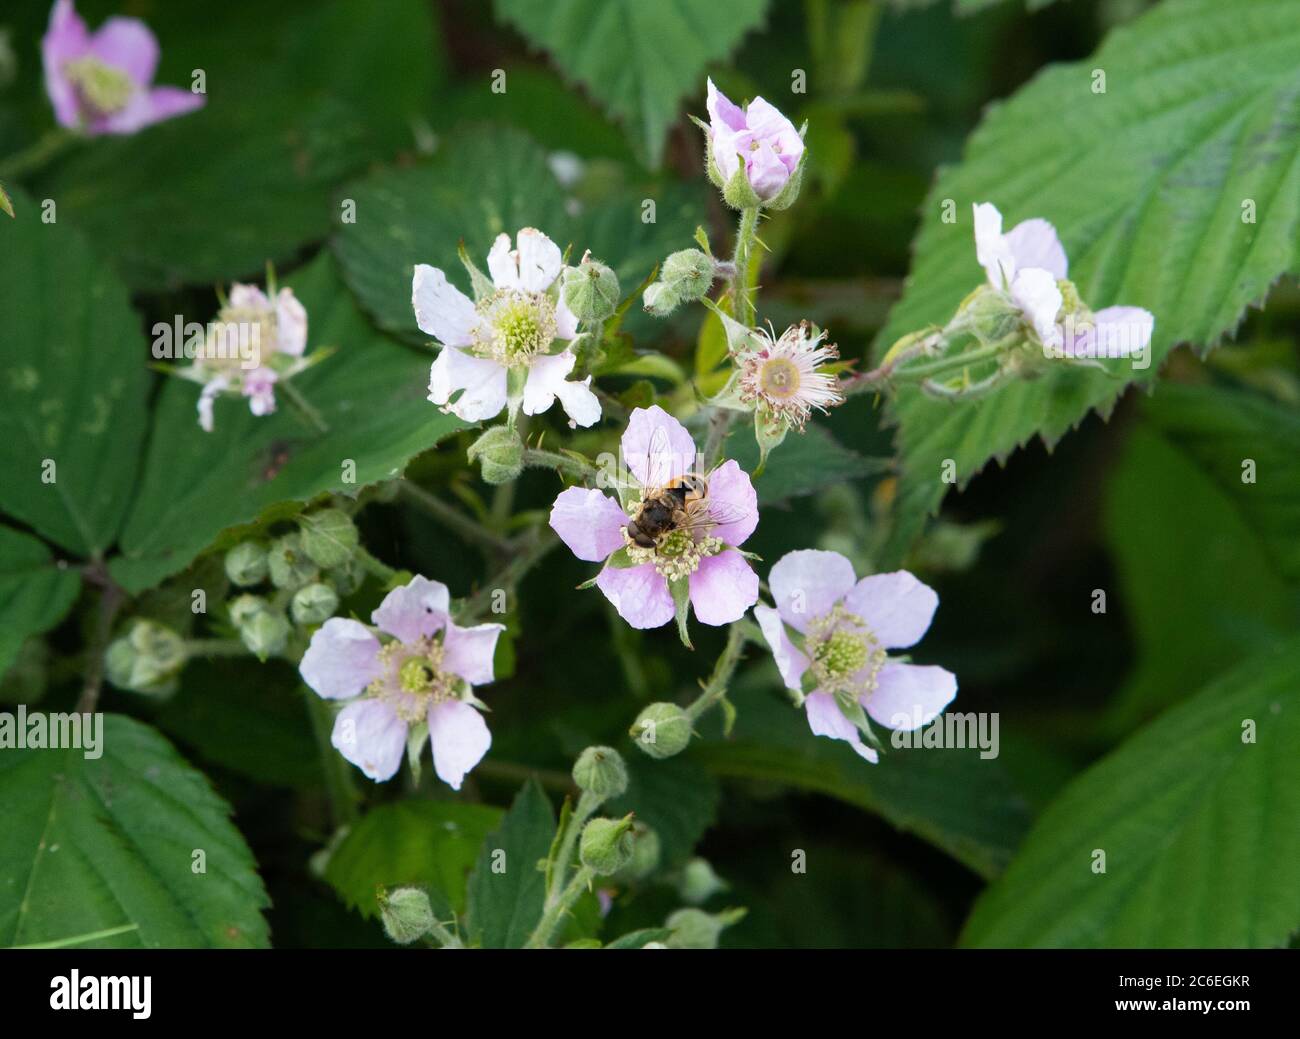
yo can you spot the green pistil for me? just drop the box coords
[399,655,438,693]
[805,606,886,698]
[369,637,458,721]
[63,56,134,116]
[474,289,558,367]
[624,521,723,582]
[813,629,869,678]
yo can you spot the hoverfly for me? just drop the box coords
[625,426,752,551]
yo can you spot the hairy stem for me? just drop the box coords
[544,789,600,910]
[526,865,595,949]
[685,621,748,723]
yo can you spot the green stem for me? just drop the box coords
[685,621,747,724]
[427,917,464,950]
[888,341,1006,382]
[545,790,600,911]
[732,206,760,327]
[76,576,122,714]
[522,447,601,483]
[12,923,139,950]
[0,128,78,181]
[280,378,330,434]
[526,865,595,949]
[399,481,511,553]
[356,546,399,584]
[305,690,360,827]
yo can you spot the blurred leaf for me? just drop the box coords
[878,0,1300,563]
[1102,418,1296,730]
[605,926,672,948]
[332,126,702,342]
[0,714,270,948]
[0,184,149,556]
[109,252,466,594]
[962,637,1300,947]
[493,0,769,166]
[729,423,890,504]
[465,780,555,947]
[607,757,719,869]
[0,526,79,677]
[695,667,1031,878]
[324,799,503,919]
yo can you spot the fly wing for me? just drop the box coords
[675,498,753,534]
[640,425,674,491]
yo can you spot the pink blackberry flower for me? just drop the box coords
[704,78,804,204]
[299,575,504,789]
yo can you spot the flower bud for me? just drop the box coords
[579,815,636,876]
[298,508,359,569]
[665,906,746,949]
[611,822,661,885]
[677,857,728,904]
[268,532,319,590]
[234,602,291,660]
[227,593,267,628]
[327,555,366,597]
[572,745,629,801]
[291,582,339,626]
[563,256,620,325]
[629,702,692,759]
[224,540,269,587]
[642,281,682,317]
[659,249,714,304]
[105,619,186,695]
[467,425,524,485]
[378,886,435,945]
[956,284,1022,346]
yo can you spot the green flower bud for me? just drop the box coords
[956,284,1023,346]
[659,249,714,305]
[327,555,366,597]
[664,906,746,949]
[629,702,692,759]
[467,425,524,485]
[563,256,620,325]
[378,886,435,945]
[298,508,359,569]
[268,532,319,591]
[611,822,661,885]
[105,620,186,695]
[223,540,269,587]
[572,745,629,801]
[291,582,339,626]
[579,815,635,876]
[677,857,728,904]
[238,606,291,660]
[642,281,682,317]
[227,593,267,628]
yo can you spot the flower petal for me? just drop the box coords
[703,459,758,546]
[442,621,504,686]
[427,347,508,422]
[689,549,758,626]
[332,699,406,782]
[89,16,159,86]
[486,232,519,289]
[412,264,479,347]
[554,297,580,340]
[42,0,90,129]
[865,662,957,731]
[428,700,491,790]
[842,570,938,650]
[514,227,563,293]
[1063,305,1154,359]
[371,575,451,643]
[301,618,383,699]
[805,691,878,764]
[241,367,277,417]
[275,288,308,357]
[596,563,674,629]
[1010,266,1063,346]
[754,604,809,691]
[621,405,698,488]
[768,549,857,633]
[522,349,575,416]
[196,374,229,433]
[549,486,627,562]
[706,77,747,132]
[1005,217,1068,280]
[555,375,601,428]
[972,202,1014,289]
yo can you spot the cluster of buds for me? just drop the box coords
[105,619,186,695]
[223,506,361,659]
[642,248,717,317]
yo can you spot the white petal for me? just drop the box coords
[1010,267,1063,345]
[521,350,575,417]
[332,699,407,782]
[428,700,491,790]
[555,376,601,428]
[865,662,957,731]
[805,692,878,764]
[973,202,1014,289]
[1005,218,1068,280]
[427,348,508,422]
[413,264,479,347]
[842,570,939,650]
[514,227,563,292]
[768,549,856,634]
[442,621,504,686]
[486,233,519,289]
[754,604,809,691]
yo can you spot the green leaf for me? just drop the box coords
[961,637,1300,947]
[0,527,80,677]
[332,126,703,341]
[0,184,149,557]
[728,423,890,504]
[324,800,503,919]
[605,927,673,948]
[465,780,556,948]
[607,757,719,869]
[670,576,693,648]
[1101,417,1296,731]
[108,252,466,594]
[877,0,1300,563]
[694,667,1031,879]
[493,0,770,166]
[0,715,270,948]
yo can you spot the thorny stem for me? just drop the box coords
[685,621,748,723]
[77,573,123,714]
[399,481,512,554]
[527,864,595,949]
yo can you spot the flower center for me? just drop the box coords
[623,520,723,582]
[804,605,886,699]
[473,289,558,367]
[369,636,459,721]
[203,304,275,370]
[758,356,800,400]
[63,56,134,117]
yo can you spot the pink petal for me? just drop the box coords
[332,699,407,782]
[1062,306,1154,359]
[864,662,957,731]
[689,549,758,626]
[743,135,791,201]
[754,604,809,691]
[805,691,878,764]
[371,575,450,643]
[596,563,674,629]
[428,700,491,790]
[427,347,507,422]
[842,570,938,650]
[412,264,479,347]
[621,405,698,489]
[300,619,382,700]
[442,621,504,686]
[42,0,90,129]
[1005,217,1068,280]
[275,288,308,357]
[768,549,856,634]
[89,16,159,86]
[514,227,563,293]
[97,86,203,135]
[703,459,757,546]
[549,486,627,562]
[705,77,747,133]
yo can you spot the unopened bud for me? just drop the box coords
[268,532,320,590]
[467,426,524,485]
[298,508,359,569]
[563,256,620,325]
[579,815,635,875]
[611,822,661,884]
[291,582,339,626]
[677,857,728,904]
[642,281,682,317]
[224,540,268,586]
[659,249,713,304]
[378,886,435,945]
[105,619,186,695]
[629,702,692,759]
[665,906,746,949]
[327,556,366,597]
[236,604,291,660]
[572,745,629,801]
